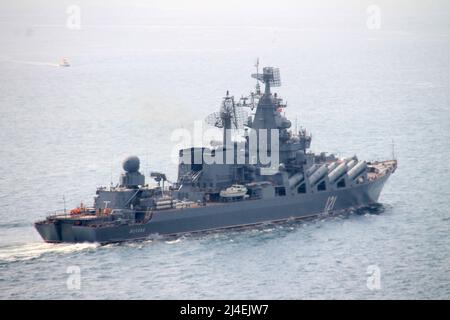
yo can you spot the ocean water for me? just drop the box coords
[0,0,449,299]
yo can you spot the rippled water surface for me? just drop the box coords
[0,0,449,299]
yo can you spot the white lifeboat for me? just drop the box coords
[220,184,248,199]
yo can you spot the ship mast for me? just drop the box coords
[250,66,282,156]
[255,58,261,95]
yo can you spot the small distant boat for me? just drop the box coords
[59,58,70,67]
[220,184,248,199]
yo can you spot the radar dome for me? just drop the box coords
[122,156,140,173]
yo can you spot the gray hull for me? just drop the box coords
[35,173,390,243]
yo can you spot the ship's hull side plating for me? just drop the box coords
[35,171,392,243]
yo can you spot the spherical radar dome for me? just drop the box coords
[122,155,140,173]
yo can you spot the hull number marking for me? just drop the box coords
[324,196,337,214]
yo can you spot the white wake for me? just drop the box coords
[9,59,60,67]
[0,242,99,263]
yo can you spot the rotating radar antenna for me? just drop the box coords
[205,91,249,130]
[251,66,281,94]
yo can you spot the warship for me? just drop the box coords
[35,63,397,243]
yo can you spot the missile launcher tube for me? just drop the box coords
[346,160,357,170]
[328,162,348,183]
[288,173,304,189]
[347,161,367,180]
[306,164,319,177]
[327,162,338,172]
[309,164,328,186]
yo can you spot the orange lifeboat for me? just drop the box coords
[70,207,81,215]
[70,202,86,215]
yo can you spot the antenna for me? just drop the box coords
[63,195,66,214]
[391,139,396,160]
[145,151,149,182]
[295,116,298,134]
[255,58,261,95]
[110,160,113,189]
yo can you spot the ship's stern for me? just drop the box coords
[34,220,62,243]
